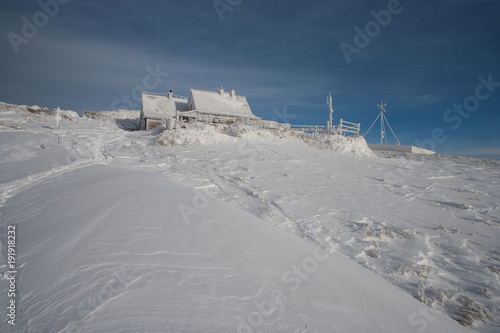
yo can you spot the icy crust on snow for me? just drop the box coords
[150,139,500,331]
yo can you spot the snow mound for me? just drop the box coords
[155,123,374,157]
[154,123,282,146]
[225,124,283,139]
[155,123,234,146]
[294,131,376,157]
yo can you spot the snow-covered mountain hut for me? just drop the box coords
[141,87,279,130]
[140,90,188,130]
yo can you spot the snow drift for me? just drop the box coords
[154,122,375,158]
[293,131,376,157]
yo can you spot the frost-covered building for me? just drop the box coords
[140,87,278,130]
[140,91,188,130]
[184,87,255,121]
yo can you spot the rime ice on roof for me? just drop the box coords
[140,91,188,130]
[187,87,256,118]
[140,87,261,130]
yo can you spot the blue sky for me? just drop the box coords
[1,0,499,159]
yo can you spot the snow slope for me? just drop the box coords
[0,165,469,332]
[0,104,498,332]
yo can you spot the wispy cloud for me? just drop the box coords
[0,0,498,158]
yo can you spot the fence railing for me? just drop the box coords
[338,119,360,136]
[172,94,188,100]
[290,125,327,128]
[143,91,188,100]
[290,120,360,136]
[290,125,328,133]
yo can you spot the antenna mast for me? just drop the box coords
[364,100,401,145]
[327,92,334,133]
[378,101,387,145]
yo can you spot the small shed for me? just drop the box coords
[140,91,188,130]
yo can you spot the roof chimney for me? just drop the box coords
[230,88,236,99]
[218,86,224,96]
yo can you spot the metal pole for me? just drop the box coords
[379,102,382,144]
[328,92,333,134]
[377,100,387,145]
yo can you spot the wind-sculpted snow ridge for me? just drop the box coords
[152,135,500,331]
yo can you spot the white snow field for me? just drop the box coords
[0,103,498,332]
